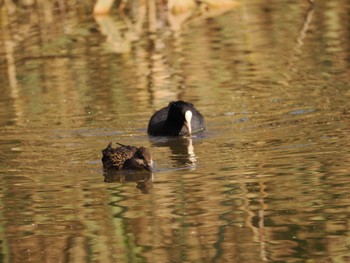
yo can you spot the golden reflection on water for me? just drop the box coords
[1,0,350,262]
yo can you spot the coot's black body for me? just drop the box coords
[147,101,205,136]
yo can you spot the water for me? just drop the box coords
[1,0,350,262]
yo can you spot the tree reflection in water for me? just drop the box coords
[1,0,350,262]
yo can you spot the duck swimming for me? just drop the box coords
[102,142,153,172]
[147,101,205,136]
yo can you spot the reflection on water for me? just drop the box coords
[1,0,350,262]
[150,136,198,170]
[104,171,154,194]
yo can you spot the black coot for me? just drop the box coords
[147,101,205,136]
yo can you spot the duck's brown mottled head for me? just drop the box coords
[130,147,153,172]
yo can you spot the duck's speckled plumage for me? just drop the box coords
[102,142,152,171]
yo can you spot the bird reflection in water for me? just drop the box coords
[150,136,197,169]
[103,171,154,194]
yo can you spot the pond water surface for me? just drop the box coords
[1,1,350,262]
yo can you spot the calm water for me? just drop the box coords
[1,0,350,262]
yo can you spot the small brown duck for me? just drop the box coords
[102,142,153,172]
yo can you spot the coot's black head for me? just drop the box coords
[167,101,194,135]
[130,147,153,171]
